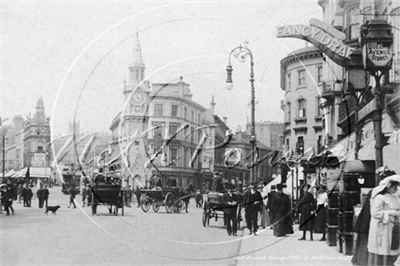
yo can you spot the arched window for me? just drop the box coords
[298,99,306,118]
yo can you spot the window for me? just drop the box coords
[298,70,306,86]
[191,127,194,143]
[286,139,290,151]
[170,147,178,166]
[287,102,291,122]
[184,107,187,120]
[37,141,43,151]
[346,6,360,40]
[154,104,163,116]
[296,137,304,155]
[315,97,322,117]
[317,66,323,83]
[298,99,306,118]
[169,124,179,137]
[153,123,164,139]
[287,73,291,90]
[171,105,178,117]
[191,111,194,122]
[184,126,188,141]
[198,114,201,124]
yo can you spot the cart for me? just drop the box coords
[91,175,124,216]
[202,191,242,228]
[140,187,184,213]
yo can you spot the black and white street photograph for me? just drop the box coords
[1,0,400,265]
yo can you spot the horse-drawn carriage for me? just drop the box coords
[91,173,124,216]
[202,191,243,227]
[140,183,195,213]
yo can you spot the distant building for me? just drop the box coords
[22,97,51,183]
[246,121,284,150]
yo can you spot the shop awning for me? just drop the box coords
[4,169,16,177]
[17,167,51,178]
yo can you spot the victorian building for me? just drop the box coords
[280,46,326,156]
[21,98,52,183]
[109,32,216,190]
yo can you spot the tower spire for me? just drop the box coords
[129,31,145,70]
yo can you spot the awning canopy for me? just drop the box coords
[4,169,16,177]
[16,167,52,178]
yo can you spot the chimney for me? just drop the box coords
[223,116,227,124]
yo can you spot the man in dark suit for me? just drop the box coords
[244,183,263,236]
[37,185,44,208]
[42,185,50,207]
[22,183,33,207]
[222,183,238,236]
[211,171,224,192]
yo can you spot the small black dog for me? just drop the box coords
[44,205,61,215]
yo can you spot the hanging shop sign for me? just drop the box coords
[277,19,358,67]
[362,42,393,70]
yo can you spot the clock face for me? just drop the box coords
[132,91,144,103]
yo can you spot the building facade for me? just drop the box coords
[109,32,216,190]
[280,46,325,156]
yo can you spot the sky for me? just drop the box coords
[1,0,322,136]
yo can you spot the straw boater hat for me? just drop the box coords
[371,175,400,198]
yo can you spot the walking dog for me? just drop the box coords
[44,205,61,215]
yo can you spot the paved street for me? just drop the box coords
[1,186,353,266]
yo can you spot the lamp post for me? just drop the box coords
[226,42,257,184]
[361,18,394,185]
[0,118,11,183]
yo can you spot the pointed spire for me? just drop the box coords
[129,31,145,68]
[210,96,215,115]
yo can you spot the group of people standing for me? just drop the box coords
[352,167,400,266]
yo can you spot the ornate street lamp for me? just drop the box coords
[226,41,257,184]
[361,18,394,185]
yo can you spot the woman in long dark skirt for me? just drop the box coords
[297,183,316,241]
[351,189,372,265]
[313,185,328,241]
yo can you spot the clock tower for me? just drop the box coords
[110,31,151,189]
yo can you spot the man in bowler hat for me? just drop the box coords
[222,183,238,236]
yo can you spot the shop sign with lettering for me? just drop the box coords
[277,19,357,67]
[362,42,393,70]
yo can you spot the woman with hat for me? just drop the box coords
[367,173,400,266]
[297,183,316,241]
[313,185,328,241]
[352,167,396,266]
[271,183,293,237]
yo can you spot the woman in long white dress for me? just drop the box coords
[368,175,400,266]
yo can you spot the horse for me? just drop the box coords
[178,183,195,213]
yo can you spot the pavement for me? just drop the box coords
[1,186,355,266]
[235,223,353,266]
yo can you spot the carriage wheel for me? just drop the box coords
[175,200,183,213]
[141,199,150,212]
[152,202,160,212]
[165,192,175,213]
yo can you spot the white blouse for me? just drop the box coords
[316,192,328,207]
